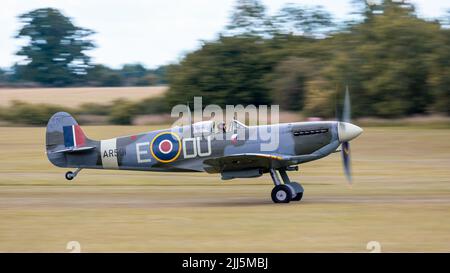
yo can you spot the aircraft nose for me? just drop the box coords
[338,122,363,142]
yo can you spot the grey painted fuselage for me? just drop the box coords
[46,112,342,175]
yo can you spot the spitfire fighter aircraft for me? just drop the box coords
[46,91,362,203]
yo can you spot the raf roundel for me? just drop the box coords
[150,132,181,163]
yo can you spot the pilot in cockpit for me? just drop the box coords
[217,121,226,133]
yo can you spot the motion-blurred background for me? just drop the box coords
[1,0,449,125]
[1,0,450,252]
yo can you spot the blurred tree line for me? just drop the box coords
[167,0,450,117]
[0,8,167,87]
[1,1,449,119]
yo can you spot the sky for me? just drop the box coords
[1,0,449,69]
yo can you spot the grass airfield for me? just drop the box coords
[0,126,449,252]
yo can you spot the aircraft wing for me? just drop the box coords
[203,153,291,173]
[202,141,341,174]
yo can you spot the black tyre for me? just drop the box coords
[271,185,292,203]
[291,192,303,201]
[286,182,303,201]
[65,171,74,181]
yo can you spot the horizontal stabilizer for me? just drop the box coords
[49,146,95,154]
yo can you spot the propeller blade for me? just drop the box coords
[341,141,352,184]
[341,86,352,184]
[342,86,351,123]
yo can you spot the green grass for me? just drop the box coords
[0,126,449,252]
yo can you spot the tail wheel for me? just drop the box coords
[65,171,74,181]
[271,185,292,203]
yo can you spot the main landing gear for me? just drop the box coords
[65,168,82,181]
[269,168,304,203]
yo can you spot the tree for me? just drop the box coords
[265,57,317,111]
[321,0,440,117]
[225,0,272,37]
[149,65,169,85]
[164,0,450,118]
[15,8,95,86]
[272,4,333,37]
[428,27,450,114]
[85,65,123,87]
[166,36,275,107]
[119,63,148,86]
[303,77,336,118]
[108,99,137,125]
[429,10,450,114]
[439,9,450,29]
[0,68,5,84]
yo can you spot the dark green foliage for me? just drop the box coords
[0,96,171,125]
[108,99,138,125]
[272,3,334,37]
[15,8,95,86]
[265,57,317,111]
[3,1,450,118]
[0,101,72,125]
[133,97,171,115]
[83,64,167,87]
[225,0,272,37]
[167,36,275,107]
[2,8,167,87]
[166,0,450,117]
[320,1,440,117]
[76,102,111,115]
[107,97,171,124]
[84,65,121,87]
[428,25,450,115]
[108,97,171,124]
[0,69,5,82]
[148,66,168,85]
[119,64,148,86]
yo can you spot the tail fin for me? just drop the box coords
[46,112,95,167]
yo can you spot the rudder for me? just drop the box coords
[46,112,93,167]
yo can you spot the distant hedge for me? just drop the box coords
[0,97,169,125]
[0,101,73,125]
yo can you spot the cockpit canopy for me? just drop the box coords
[192,120,215,136]
[192,120,247,136]
[228,119,247,132]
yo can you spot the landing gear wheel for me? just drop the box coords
[65,171,74,181]
[291,192,303,201]
[271,185,292,203]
